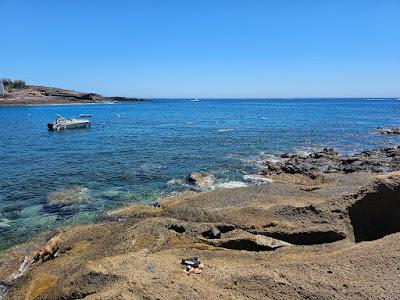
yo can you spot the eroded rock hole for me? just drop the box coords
[266,230,346,245]
[218,239,277,251]
[165,223,186,233]
[202,225,235,239]
[349,184,400,242]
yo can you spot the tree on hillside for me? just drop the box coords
[1,78,12,86]
[1,78,27,92]
[12,80,26,89]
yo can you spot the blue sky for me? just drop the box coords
[1,0,399,98]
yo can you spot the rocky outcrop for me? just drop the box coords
[377,127,400,135]
[186,172,214,188]
[347,172,400,242]
[262,147,400,176]
[0,85,148,106]
[1,172,400,299]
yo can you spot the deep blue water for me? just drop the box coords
[1,99,400,250]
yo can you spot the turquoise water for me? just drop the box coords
[1,99,400,250]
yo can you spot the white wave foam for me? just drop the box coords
[258,152,283,163]
[243,175,273,184]
[294,150,314,158]
[167,178,183,185]
[212,181,248,189]
[217,128,234,132]
[0,218,12,227]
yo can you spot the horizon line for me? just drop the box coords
[150,97,400,100]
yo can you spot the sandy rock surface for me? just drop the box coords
[0,171,399,299]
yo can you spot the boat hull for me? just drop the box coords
[48,121,90,131]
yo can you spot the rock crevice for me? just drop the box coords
[348,173,400,242]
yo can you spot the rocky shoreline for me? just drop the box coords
[0,145,399,299]
[262,146,400,177]
[0,85,148,106]
[377,127,400,135]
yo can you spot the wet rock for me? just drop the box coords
[95,215,127,223]
[20,205,42,218]
[263,146,400,177]
[377,127,400,135]
[186,172,214,188]
[0,218,12,228]
[265,161,280,172]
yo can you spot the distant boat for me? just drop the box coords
[80,114,92,117]
[190,98,199,102]
[48,114,90,131]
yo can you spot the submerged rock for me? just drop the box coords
[0,218,12,228]
[47,187,91,206]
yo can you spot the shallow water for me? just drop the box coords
[0,98,399,250]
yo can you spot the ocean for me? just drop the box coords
[0,98,399,250]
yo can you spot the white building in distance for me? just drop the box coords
[0,82,4,95]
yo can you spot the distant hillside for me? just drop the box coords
[0,80,147,106]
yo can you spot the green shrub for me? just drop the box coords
[12,80,26,89]
[1,78,12,86]
[1,79,27,92]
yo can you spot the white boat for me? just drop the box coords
[80,114,92,117]
[48,114,90,131]
[190,98,199,102]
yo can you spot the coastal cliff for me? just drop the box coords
[0,82,147,106]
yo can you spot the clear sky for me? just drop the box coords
[1,0,399,98]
